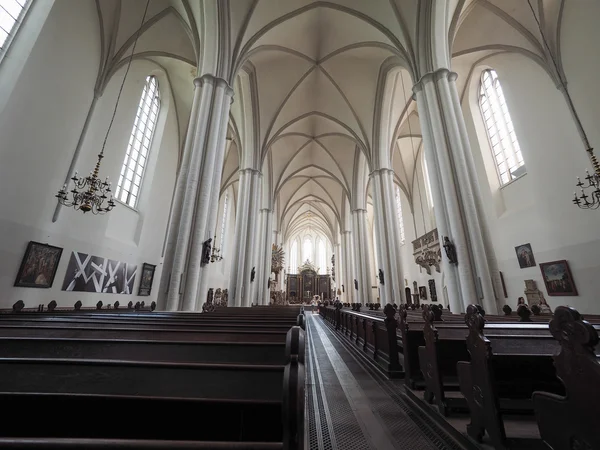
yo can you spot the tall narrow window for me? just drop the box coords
[423,155,434,208]
[479,69,525,185]
[395,185,406,244]
[303,237,313,263]
[0,0,31,57]
[219,193,228,254]
[116,75,160,208]
[318,239,326,274]
[290,241,298,272]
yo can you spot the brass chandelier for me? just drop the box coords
[56,0,150,214]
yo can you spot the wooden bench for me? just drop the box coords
[0,309,306,449]
[532,306,600,450]
[320,304,402,377]
[456,305,570,449]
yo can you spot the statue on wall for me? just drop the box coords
[201,238,212,266]
[354,279,358,290]
[443,236,458,264]
[222,289,229,306]
[251,267,256,282]
[202,288,215,312]
[378,269,384,285]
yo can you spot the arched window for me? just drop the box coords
[303,237,313,263]
[0,0,32,59]
[290,240,298,272]
[318,239,327,274]
[115,75,160,208]
[423,155,434,208]
[479,69,525,185]
[395,185,406,245]
[219,192,228,254]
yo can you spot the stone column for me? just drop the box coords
[341,230,354,303]
[228,169,261,306]
[370,168,404,304]
[196,138,234,311]
[159,75,215,311]
[352,209,373,304]
[182,78,233,311]
[334,241,342,299]
[413,69,501,313]
[256,208,273,305]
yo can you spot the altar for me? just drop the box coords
[286,260,331,304]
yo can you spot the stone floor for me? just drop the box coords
[305,313,468,450]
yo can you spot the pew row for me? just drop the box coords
[320,303,402,377]
[0,309,306,449]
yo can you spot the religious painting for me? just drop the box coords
[515,243,536,268]
[138,263,156,296]
[539,260,578,296]
[61,251,137,294]
[428,279,437,302]
[419,286,427,300]
[14,241,63,288]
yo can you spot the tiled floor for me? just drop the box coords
[305,313,466,450]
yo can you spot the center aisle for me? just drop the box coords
[305,313,466,450]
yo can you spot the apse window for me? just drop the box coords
[0,0,31,57]
[318,239,326,274]
[116,76,160,208]
[395,185,406,245]
[479,69,526,186]
[290,240,298,271]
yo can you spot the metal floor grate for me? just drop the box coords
[305,315,468,450]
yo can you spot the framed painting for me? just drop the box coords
[14,241,63,288]
[539,260,578,296]
[138,263,156,296]
[515,243,536,268]
[419,286,427,300]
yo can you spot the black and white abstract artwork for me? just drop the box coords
[61,252,137,294]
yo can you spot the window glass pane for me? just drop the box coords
[0,0,30,52]
[219,193,228,255]
[290,241,298,272]
[479,69,525,186]
[317,239,327,274]
[303,238,313,263]
[115,76,160,208]
[395,185,406,245]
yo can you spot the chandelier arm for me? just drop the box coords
[99,0,152,156]
[527,0,595,163]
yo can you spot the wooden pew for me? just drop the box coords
[0,321,305,449]
[320,304,402,377]
[532,306,600,450]
[456,305,567,449]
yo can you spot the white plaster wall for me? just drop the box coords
[0,1,180,309]
[461,25,600,314]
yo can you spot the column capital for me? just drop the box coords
[238,168,261,175]
[412,68,458,94]
[351,208,367,214]
[369,168,394,177]
[260,208,272,213]
[342,230,352,235]
[194,74,235,96]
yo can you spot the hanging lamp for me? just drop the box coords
[56,0,151,214]
[526,1,599,209]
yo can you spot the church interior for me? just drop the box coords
[0,0,599,449]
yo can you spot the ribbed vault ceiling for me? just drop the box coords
[86,0,568,247]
